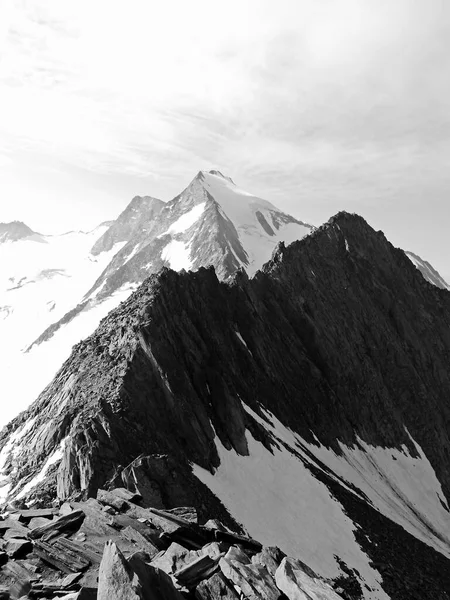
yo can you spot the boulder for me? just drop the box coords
[111,487,142,504]
[275,557,343,600]
[200,542,228,559]
[252,547,286,577]
[5,538,32,558]
[150,542,192,574]
[220,555,282,600]
[121,526,160,559]
[97,489,127,512]
[98,541,141,600]
[223,546,251,564]
[195,572,240,600]
[28,516,53,529]
[28,509,85,540]
[128,552,185,600]
[173,554,220,588]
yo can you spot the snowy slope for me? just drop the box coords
[0,225,121,351]
[199,170,312,275]
[406,251,450,290]
[193,406,389,600]
[0,224,127,425]
[194,401,450,600]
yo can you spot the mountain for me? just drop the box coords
[2,212,450,598]
[0,220,43,243]
[0,171,312,428]
[32,170,312,345]
[406,251,450,290]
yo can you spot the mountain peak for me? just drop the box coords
[194,170,236,186]
[0,221,38,242]
[206,169,235,184]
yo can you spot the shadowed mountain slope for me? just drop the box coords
[2,212,450,598]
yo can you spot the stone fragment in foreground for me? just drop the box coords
[98,541,141,600]
[121,526,160,559]
[195,572,240,600]
[275,557,343,600]
[28,509,85,540]
[97,489,128,512]
[128,551,186,600]
[150,542,192,574]
[173,553,220,588]
[220,553,282,600]
[5,538,32,558]
[252,546,286,577]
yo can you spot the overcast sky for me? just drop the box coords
[0,0,449,279]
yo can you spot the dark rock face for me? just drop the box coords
[4,211,450,597]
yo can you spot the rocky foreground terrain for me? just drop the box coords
[0,485,350,600]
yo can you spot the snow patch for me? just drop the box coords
[305,432,450,558]
[161,240,192,271]
[16,437,67,500]
[124,244,141,265]
[200,172,310,276]
[0,416,37,478]
[167,203,206,235]
[235,331,252,356]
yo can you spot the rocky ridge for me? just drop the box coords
[0,486,352,600]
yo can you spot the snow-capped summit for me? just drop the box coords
[194,170,312,275]
[204,168,235,184]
